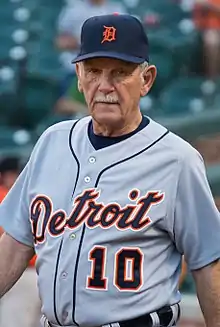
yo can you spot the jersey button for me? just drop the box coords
[69,233,76,240]
[89,156,96,164]
[84,176,91,183]
[61,272,68,279]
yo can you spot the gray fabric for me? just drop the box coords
[0,116,219,326]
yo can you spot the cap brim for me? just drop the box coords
[71,51,145,64]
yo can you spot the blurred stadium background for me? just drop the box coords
[0,0,220,326]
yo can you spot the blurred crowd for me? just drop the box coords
[0,0,220,326]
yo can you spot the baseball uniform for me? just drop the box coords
[0,115,220,327]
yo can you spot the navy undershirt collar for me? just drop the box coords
[88,115,150,150]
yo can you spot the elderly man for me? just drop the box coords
[0,14,220,327]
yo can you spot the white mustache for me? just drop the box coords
[94,94,119,104]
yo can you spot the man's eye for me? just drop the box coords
[116,70,125,74]
[114,69,127,77]
[88,68,100,74]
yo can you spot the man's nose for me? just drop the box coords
[98,74,115,94]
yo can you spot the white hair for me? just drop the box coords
[139,61,149,84]
[139,61,149,71]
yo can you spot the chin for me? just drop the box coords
[94,112,123,126]
[92,105,123,125]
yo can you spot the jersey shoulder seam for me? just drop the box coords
[43,120,78,136]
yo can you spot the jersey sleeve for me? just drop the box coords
[0,122,74,247]
[0,162,33,247]
[169,150,220,270]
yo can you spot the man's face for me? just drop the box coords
[76,58,156,128]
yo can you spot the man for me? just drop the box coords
[194,0,220,78]
[0,13,220,327]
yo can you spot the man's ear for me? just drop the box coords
[76,63,83,93]
[78,80,83,93]
[140,65,157,97]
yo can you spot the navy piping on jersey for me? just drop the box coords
[69,120,81,199]
[66,119,169,326]
[88,115,150,150]
[53,119,81,326]
[53,239,64,325]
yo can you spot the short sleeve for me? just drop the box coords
[171,151,220,270]
[0,162,33,247]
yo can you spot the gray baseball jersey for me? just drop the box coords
[1,116,220,327]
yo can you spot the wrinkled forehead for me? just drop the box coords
[80,57,139,71]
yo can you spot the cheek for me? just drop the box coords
[82,80,97,103]
[118,81,141,106]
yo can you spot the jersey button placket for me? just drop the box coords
[61,272,68,279]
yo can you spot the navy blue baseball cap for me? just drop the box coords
[72,14,149,64]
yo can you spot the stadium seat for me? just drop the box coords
[140,95,157,117]
[158,76,212,116]
[146,26,200,97]
[0,6,13,22]
[149,51,175,97]
[26,38,65,79]
[207,164,220,197]
[27,55,66,81]
[35,113,73,137]
[0,126,30,147]
[0,95,17,125]
[147,2,185,26]
[0,126,34,159]
[131,0,187,28]
[148,26,200,75]
[211,79,220,110]
[21,74,60,128]
[164,29,201,75]
[0,18,30,61]
[0,45,13,61]
[0,66,18,125]
[31,4,62,27]
[16,0,39,11]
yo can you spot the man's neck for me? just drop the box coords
[92,113,143,137]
